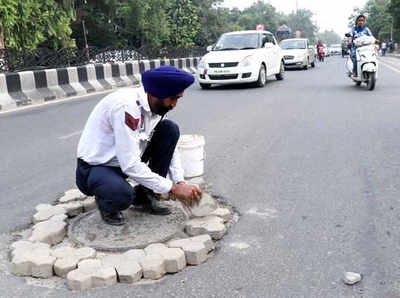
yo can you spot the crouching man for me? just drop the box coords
[76,66,202,225]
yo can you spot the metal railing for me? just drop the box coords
[0,46,207,73]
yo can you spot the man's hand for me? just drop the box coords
[170,183,202,208]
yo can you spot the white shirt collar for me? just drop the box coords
[137,87,151,113]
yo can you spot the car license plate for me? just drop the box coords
[213,69,231,74]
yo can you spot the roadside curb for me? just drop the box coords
[0,58,199,112]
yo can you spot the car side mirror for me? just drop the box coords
[345,33,351,38]
[264,42,274,49]
[206,45,213,52]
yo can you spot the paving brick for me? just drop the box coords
[101,254,142,283]
[210,207,232,222]
[52,246,96,277]
[29,219,67,245]
[167,237,209,265]
[10,240,50,258]
[185,215,227,240]
[139,254,166,280]
[32,205,66,223]
[123,249,146,262]
[82,197,97,212]
[10,242,55,278]
[190,192,218,217]
[181,242,207,265]
[66,259,117,291]
[167,234,214,252]
[59,189,86,203]
[58,201,83,217]
[144,243,186,273]
[190,235,215,252]
[144,243,168,255]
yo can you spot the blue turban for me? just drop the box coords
[141,66,195,99]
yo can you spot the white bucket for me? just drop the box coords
[177,134,205,178]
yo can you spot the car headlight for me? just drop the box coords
[239,55,254,67]
[198,59,206,68]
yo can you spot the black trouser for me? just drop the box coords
[76,119,180,214]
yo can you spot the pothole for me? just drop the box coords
[4,178,238,291]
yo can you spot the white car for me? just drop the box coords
[280,38,316,69]
[197,30,285,89]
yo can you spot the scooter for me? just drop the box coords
[318,48,324,62]
[345,35,378,91]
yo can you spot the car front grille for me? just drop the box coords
[284,55,294,60]
[208,74,238,80]
[208,62,238,68]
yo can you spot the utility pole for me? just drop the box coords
[391,16,393,41]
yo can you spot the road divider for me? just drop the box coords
[0,57,199,112]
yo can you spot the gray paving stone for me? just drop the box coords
[66,259,117,291]
[101,254,142,283]
[52,246,96,277]
[59,189,86,203]
[10,242,56,278]
[82,197,97,212]
[210,207,232,222]
[10,240,50,258]
[29,219,67,245]
[58,201,83,217]
[144,243,186,273]
[185,215,227,240]
[181,242,207,265]
[190,192,217,217]
[123,249,146,261]
[139,254,166,280]
[32,205,67,223]
[167,234,214,252]
[167,237,209,265]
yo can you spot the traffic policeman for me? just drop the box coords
[76,66,202,225]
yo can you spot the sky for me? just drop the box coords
[222,0,369,37]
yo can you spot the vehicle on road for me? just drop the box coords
[317,46,325,62]
[280,38,315,70]
[197,30,285,89]
[345,34,378,90]
[329,44,342,55]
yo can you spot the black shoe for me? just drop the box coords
[100,210,125,226]
[133,186,171,215]
[95,197,125,225]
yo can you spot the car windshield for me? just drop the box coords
[214,33,259,51]
[280,40,307,49]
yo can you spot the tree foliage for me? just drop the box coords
[167,0,200,47]
[349,0,397,42]
[317,30,341,45]
[1,0,327,50]
[0,0,74,50]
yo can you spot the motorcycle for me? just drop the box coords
[318,47,324,62]
[345,34,378,91]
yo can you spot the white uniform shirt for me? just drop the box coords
[77,86,184,194]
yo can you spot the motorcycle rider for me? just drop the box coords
[316,41,324,60]
[351,14,373,77]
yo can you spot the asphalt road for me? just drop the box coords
[1,55,400,297]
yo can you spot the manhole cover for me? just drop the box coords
[68,206,187,252]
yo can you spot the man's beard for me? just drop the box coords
[154,99,173,116]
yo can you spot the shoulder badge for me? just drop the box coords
[125,112,139,131]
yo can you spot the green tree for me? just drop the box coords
[237,1,279,33]
[167,0,200,47]
[348,0,393,41]
[0,0,74,50]
[317,30,341,45]
[286,9,318,40]
[192,0,233,46]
